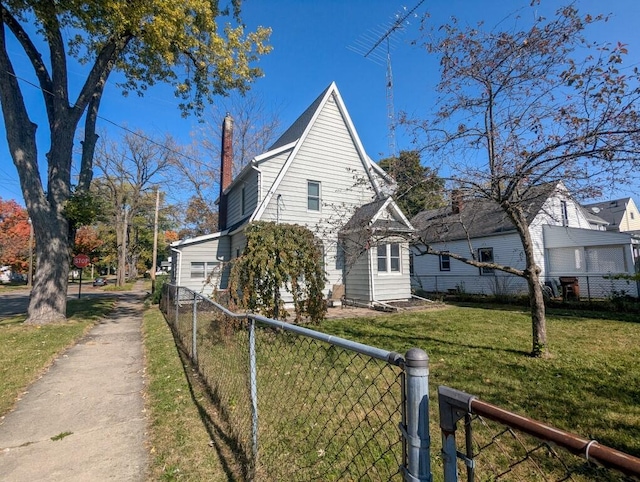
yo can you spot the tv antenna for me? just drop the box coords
[349,0,425,158]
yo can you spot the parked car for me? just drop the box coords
[93,277,107,287]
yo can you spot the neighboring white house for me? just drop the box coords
[583,197,640,234]
[171,82,414,304]
[410,183,639,299]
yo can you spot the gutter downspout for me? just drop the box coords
[369,244,376,305]
[171,248,182,286]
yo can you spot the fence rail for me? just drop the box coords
[412,274,640,301]
[438,386,640,481]
[160,284,432,481]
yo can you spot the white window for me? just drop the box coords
[308,181,320,211]
[561,200,569,226]
[439,252,451,271]
[478,248,494,275]
[377,243,401,273]
[190,261,219,279]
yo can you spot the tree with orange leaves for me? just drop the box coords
[0,198,30,272]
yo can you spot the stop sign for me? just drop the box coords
[73,254,90,269]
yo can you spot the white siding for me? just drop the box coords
[256,149,293,197]
[259,95,378,290]
[345,248,372,301]
[620,199,640,232]
[173,236,230,293]
[411,233,530,295]
[227,168,259,227]
[373,243,412,300]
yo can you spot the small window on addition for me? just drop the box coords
[478,247,494,275]
[439,252,451,271]
[308,181,320,211]
[377,243,401,273]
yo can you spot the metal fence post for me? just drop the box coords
[438,386,476,482]
[249,317,259,474]
[192,292,198,364]
[174,285,179,328]
[403,348,432,482]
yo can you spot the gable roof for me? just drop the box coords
[411,183,558,242]
[583,198,634,228]
[268,85,331,151]
[342,197,414,234]
[171,230,224,248]
[251,82,391,222]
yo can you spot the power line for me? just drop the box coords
[3,70,205,165]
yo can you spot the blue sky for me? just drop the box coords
[1,0,639,205]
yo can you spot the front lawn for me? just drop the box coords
[319,304,640,458]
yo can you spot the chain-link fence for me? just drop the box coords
[412,274,640,301]
[161,284,432,481]
[438,386,640,482]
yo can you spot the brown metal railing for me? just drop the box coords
[439,385,640,481]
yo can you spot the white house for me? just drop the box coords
[411,183,639,299]
[583,197,640,234]
[171,82,414,305]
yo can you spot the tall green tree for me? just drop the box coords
[0,1,271,323]
[229,222,327,323]
[407,4,640,357]
[379,150,445,218]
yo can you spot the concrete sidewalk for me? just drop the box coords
[0,287,149,481]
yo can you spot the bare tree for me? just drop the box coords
[172,92,282,237]
[92,132,176,286]
[406,4,640,357]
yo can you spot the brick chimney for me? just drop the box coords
[451,189,464,214]
[218,113,233,230]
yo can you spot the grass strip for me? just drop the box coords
[143,307,237,482]
[0,297,116,417]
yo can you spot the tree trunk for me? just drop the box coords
[512,210,549,358]
[26,212,70,324]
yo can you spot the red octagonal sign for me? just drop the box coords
[73,254,90,269]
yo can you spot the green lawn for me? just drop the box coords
[0,297,116,416]
[3,298,637,480]
[142,307,236,482]
[319,304,640,458]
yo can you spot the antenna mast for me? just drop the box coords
[354,0,425,158]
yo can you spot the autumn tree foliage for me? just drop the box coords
[407,4,640,357]
[74,226,104,263]
[0,198,30,271]
[0,1,271,323]
[229,222,327,323]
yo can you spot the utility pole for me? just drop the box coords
[28,218,33,288]
[151,188,160,293]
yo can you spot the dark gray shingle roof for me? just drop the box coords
[411,184,556,242]
[268,84,332,151]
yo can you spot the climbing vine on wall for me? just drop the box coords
[229,221,327,323]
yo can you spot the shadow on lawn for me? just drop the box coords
[173,333,251,482]
[322,318,531,357]
[447,301,640,324]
